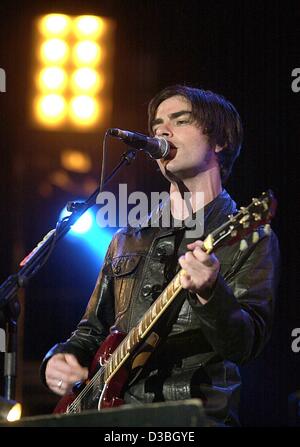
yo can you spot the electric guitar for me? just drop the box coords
[54,190,277,414]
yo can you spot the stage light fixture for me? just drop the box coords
[73,15,104,39]
[71,68,102,94]
[72,212,93,234]
[72,41,101,66]
[0,397,22,422]
[38,67,68,91]
[39,14,71,37]
[69,95,99,126]
[40,38,69,65]
[32,14,115,130]
[61,149,91,173]
[35,94,67,125]
[60,206,93,234]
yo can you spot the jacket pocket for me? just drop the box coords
[110,255,143,318]
[111,255,141,277]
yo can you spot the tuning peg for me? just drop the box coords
[230,229,237,238]
[240,214,250,226]
[252,212,261,221]
[239,239,248,251]
[252,231,260,243]
[263,201,268,210]
[264,224,271,235]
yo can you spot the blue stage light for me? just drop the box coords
[59,205,117,260]
[59,205,93,235]
[71,211,93,234]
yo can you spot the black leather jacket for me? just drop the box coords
[41,190,280,425]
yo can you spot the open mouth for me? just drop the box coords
[164,144,177,161]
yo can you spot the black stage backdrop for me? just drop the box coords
[0,0,299,426]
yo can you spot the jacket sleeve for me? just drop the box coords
[187,229,280,365]
[40,238,116,385]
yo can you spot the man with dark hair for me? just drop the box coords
[148,85,243,183]
[41,85,280,426]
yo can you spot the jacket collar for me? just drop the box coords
[127,189,237,238]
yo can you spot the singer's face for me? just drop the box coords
[152,95,220,181]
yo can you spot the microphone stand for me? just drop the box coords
[0,149,136,401]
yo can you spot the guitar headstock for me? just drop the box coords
[204,190,277,253]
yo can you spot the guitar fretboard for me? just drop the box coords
[104,269,183,382]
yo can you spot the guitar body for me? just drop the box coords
[54,331,128,414]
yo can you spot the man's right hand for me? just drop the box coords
[45,353,89,396]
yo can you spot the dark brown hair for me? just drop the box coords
[148,85,243,184]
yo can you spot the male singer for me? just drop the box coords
[41,85,280,426]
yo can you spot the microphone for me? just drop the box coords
[108,128,169,159]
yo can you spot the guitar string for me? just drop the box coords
[67,363,105,413]
[67,275,182,413]
[68,270,191,412]
[68,327,138,412]
[68,320,145,412]
[67,313,155,412]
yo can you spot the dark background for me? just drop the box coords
[0,0,299,426]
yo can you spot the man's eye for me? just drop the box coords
[176,119,188,125]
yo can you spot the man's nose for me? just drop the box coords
[155,124,173,137]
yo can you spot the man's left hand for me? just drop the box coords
[179,240,220,303]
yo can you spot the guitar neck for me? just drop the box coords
[104,269,183,382]
[104,234,217,382]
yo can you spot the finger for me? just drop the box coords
[180,271,193,289]
[46,361,77,379]
[53,353,88,376]
[180,270,202,292]
[47,371,85,395]
[48,380,72,396]
[179,252,219,290]
[47,370,83,387]
[47,370,86,385]
[48,379,67,392]
[178,255,189,271]
[179,256,200,283]
[192,246,215,266]
[65,355,88,379]
[64,353,82,367]
[183,250,197,263]
[180,252,205,276]
[186,240,204,250]
[46,361,87,385]
[184,244,212,266]
[65,354,88,371]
